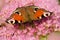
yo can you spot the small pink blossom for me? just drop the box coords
[0,0,60,40]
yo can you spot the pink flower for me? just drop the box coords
[0,0,60,40]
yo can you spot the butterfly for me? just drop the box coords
[6,5,52,27]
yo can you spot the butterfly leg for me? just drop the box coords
[30,21,35,28]
[18,23,25,30]
[16,20,25,30]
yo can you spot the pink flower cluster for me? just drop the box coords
[0,0,60,40]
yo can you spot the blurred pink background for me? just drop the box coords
[0,0,60,40]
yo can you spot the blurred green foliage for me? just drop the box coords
[58,0,60,4]
[39,36,47,40]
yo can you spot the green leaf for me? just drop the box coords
[39,36,47,40]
